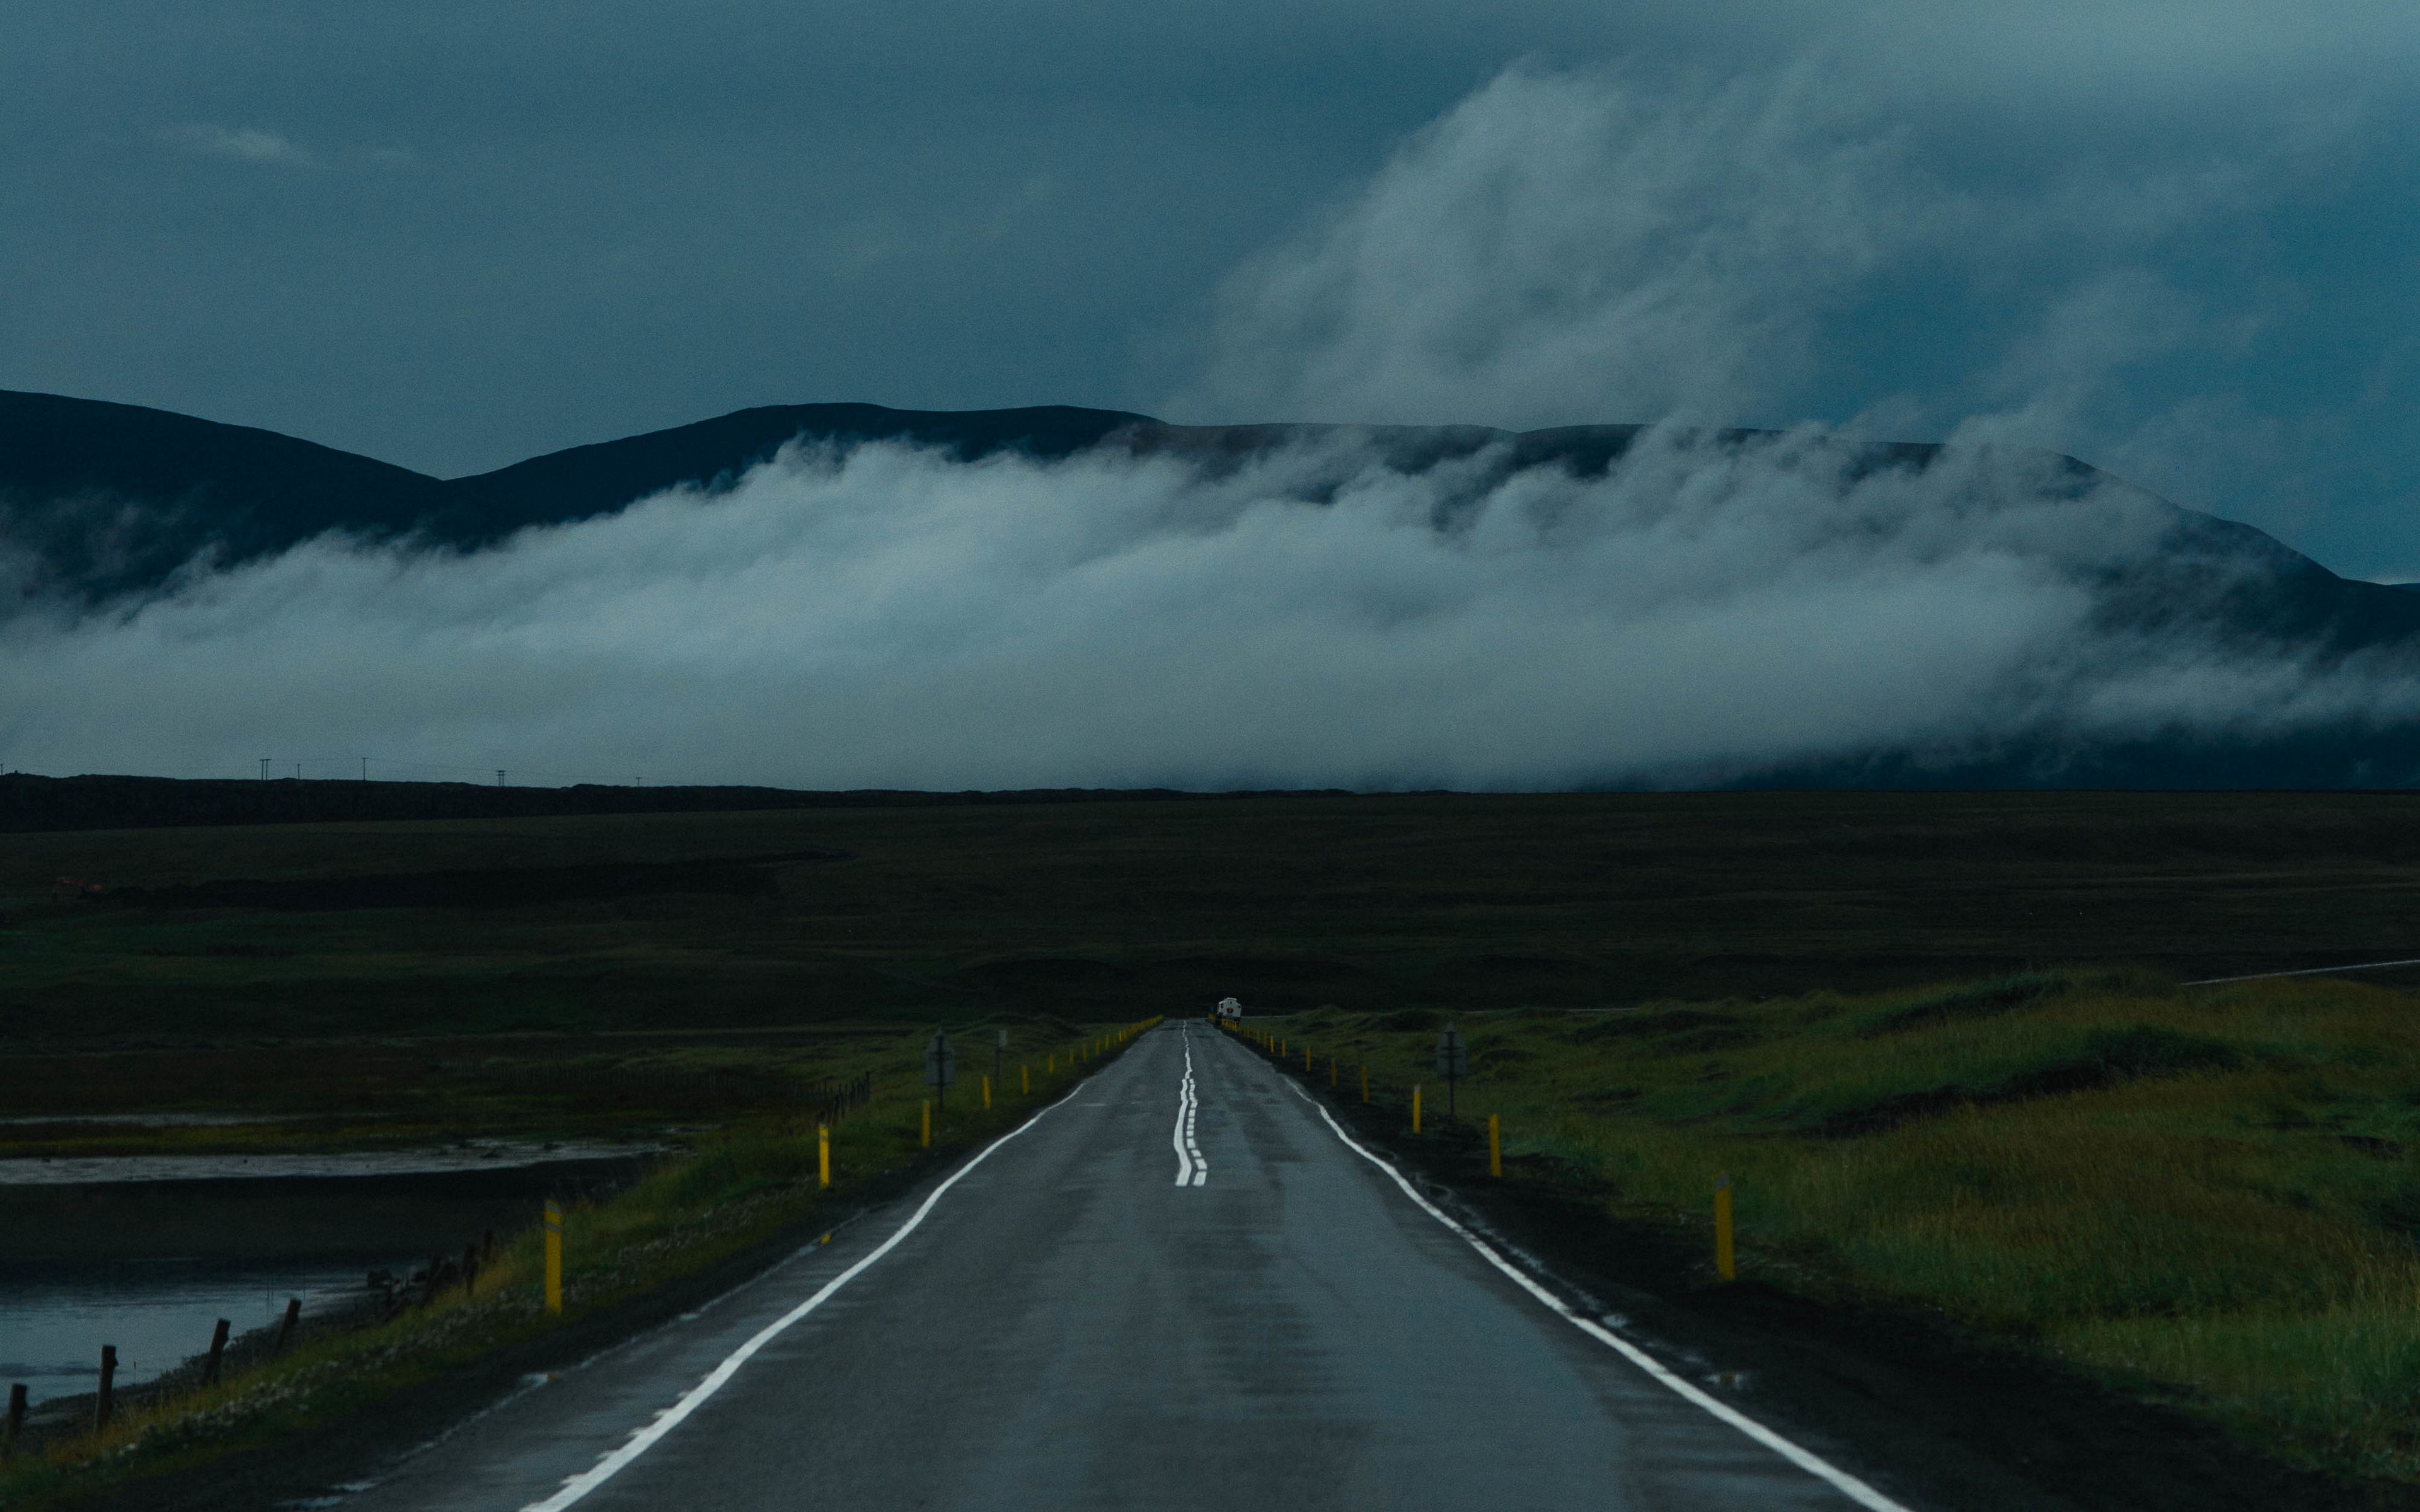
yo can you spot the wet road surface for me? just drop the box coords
[345,1022,1910,1511]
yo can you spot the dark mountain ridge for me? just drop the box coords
[13,387,2409,643]
[9,387,2420,789]
[0,391,1160,601]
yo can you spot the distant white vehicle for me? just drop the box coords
[1215,997,1243,1021]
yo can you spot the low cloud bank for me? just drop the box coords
[7,430,2416,789]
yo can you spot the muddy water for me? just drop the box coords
[0,1154,655,1408]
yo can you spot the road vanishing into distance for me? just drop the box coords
[345,1022,1910,1512]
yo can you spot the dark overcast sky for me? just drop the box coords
[5,1,2417,575]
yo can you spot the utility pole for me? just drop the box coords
[360,756,368,781]
[495,769,506,787]
[293,762,302,782]
[260,758,270,781]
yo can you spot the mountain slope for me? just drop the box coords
[0,390,449,600]
[11,389,2418,661]
[430,401,1157,544]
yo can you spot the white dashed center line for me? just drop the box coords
[1173,1029,1207,1186]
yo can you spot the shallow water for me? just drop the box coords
[0,1139,663,1185]
[0,1154,657,1409]
[0,1257,388,1407]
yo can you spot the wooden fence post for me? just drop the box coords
[203,1317,231,1385]
[544,1201,564,1315]
[1715,1176,1736,1281]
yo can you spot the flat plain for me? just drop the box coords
[11,789,2420,1053]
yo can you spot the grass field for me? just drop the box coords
[1252,971,2420,1475]
[11,790,2420,1048]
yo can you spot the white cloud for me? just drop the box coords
[1173,64,1920,432]
[164,123,317,166]
[5,433,2412,789]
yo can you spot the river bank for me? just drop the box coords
[0,1154,659,1424]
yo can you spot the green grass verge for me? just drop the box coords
[0,1017,1159,1509]
[1245,974,2420,1479]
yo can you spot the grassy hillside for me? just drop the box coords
[1259,972,2420,1474]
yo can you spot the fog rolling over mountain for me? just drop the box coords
[6,388,2420,791]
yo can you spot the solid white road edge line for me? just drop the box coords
[518,1079,1094,1512]
[2181,954,2420,986]
[1282,1081,1915,1512]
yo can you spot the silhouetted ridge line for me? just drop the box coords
[0,774,1356,834]
[433,402,1158,542]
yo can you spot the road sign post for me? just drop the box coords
[925,1029,957,1113]
[1435,1025,1468,1118]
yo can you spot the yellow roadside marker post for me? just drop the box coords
[1412,1084,1422,1134]
[982,1075,992,1111]
[1303,1046,1311,1072]
[1488,1114,1502,1178]
[818,1124,832,1189]
[543,1200,563,1315]
[1047,1053,1055,1075]
[1023,1064,1031,1095]
[1361,1064,1369,1103]
[1715,1176,1736,1281]
[921,1100,932,1150]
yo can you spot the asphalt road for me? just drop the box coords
[345,1022,1910,1512]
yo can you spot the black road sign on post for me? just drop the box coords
[926,1029,957,1111]
[1435,1025,1468,1118]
